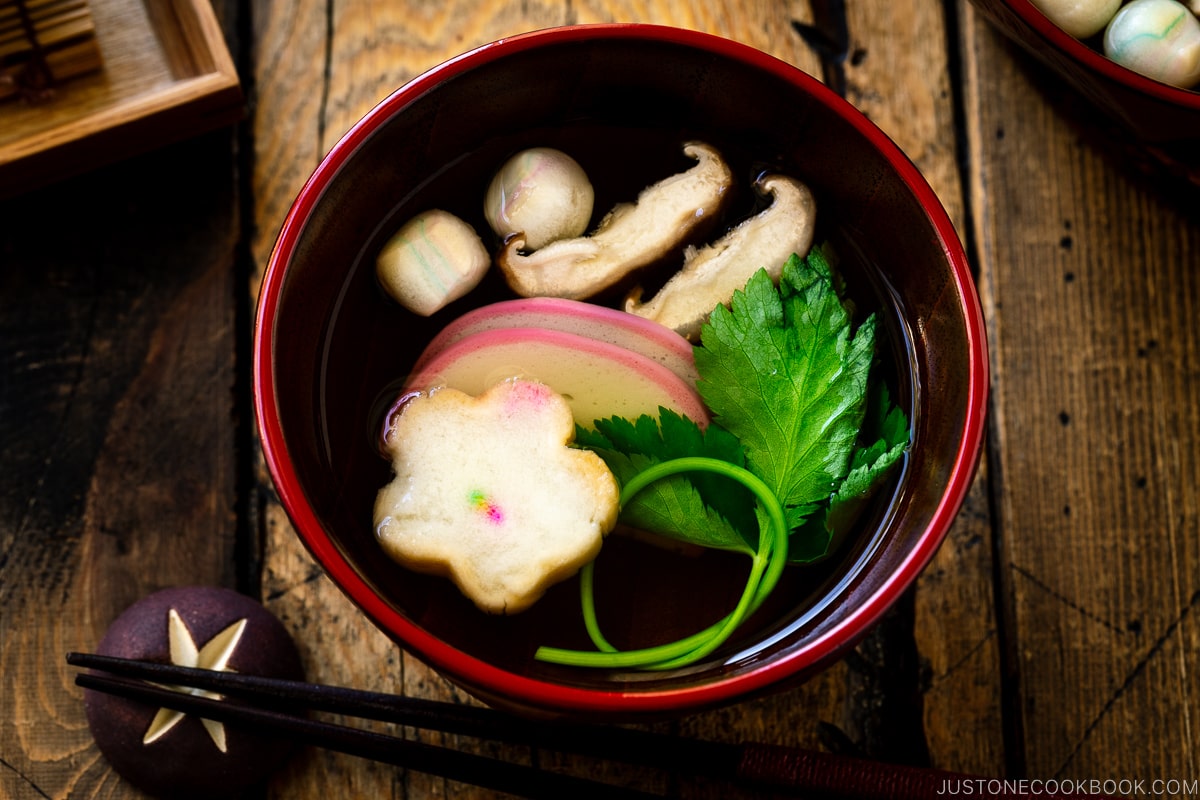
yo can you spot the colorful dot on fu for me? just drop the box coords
[468,490,504,524]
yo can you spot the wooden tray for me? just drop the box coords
[0,0,241,197]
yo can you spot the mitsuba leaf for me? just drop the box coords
[693,246,911,564]
[828,382,909,531]
[790,439,906,563]
[620,453,754,554]
[695,248,877,546]
[577,409,757,553]
[826,436,905,532]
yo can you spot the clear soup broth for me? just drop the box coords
[311,122,915,683]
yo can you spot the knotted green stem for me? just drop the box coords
[535,456,788,670]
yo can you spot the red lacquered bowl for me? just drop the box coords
[971,0,1200,143]
[253,24,989,720]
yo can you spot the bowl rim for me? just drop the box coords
[1005,0,1200,106]
[253,22,990,715]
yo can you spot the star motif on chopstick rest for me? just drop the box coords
[141,609,247,752]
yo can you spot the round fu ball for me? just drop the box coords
[484,147,594,250]
[83,586,305,799]
[1104,0,1200,89]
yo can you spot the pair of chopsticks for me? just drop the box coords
[67,652,1120,800]
[70,652,721,799]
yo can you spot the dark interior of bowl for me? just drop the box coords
[267,33,975,697]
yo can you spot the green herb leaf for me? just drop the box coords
[694,248,878,544]
[786,374,909,562]
[577,409,757,553]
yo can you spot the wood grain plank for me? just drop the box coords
[0,129,240,799]
[962,0,1200,782]
[248,0,329,291]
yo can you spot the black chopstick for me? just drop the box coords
[66,651,738,779]
[72,669,663,800]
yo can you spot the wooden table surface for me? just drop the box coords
[3,0,1198,797]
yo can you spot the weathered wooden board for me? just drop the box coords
[0,125,241,798]
[962,0,1200,783]
[14,0,1195,794]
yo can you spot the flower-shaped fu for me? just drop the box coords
[374,379,620,614]
[142,609,246,752]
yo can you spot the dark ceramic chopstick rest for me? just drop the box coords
[81,585,304,799]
